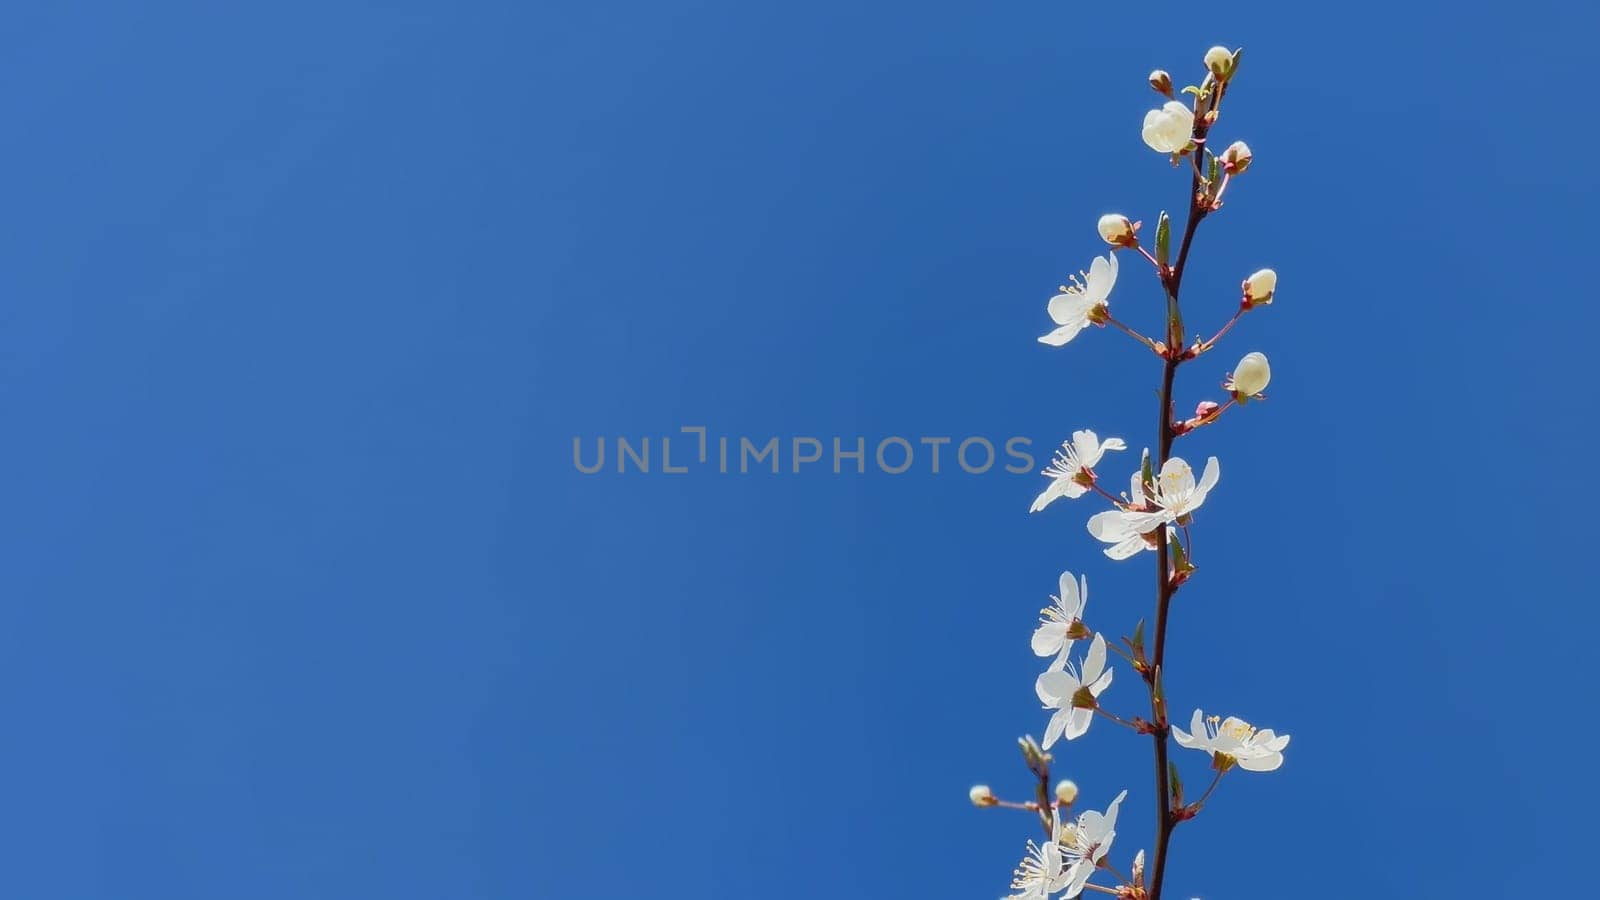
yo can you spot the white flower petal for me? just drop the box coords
[1058,571,1082,617]
[1121,510,1172,534]
[1085,254,1118,302]
[1083,634,1107,681]
[1039,322,1087,346]
[1072,429,1101,466]
[1042,709,1067,749]
[1105,535,1146,560]
[1030,478,1074,512]
[1088,667,1113,697]
[1064,707,1093,741]
[1237,751,1283,772]
[1160,457,1196,498]
[1032,622,1069,657]
[1087,509,1134,542]
[1036,670,1075,705]
[1193,456,1221,502]
[1063,860,1094,898]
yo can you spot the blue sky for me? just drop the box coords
[1,1,1594,897]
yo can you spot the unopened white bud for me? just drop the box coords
[1228,351,1271,397]
[1054,780,1079,804]
[1097,214,1137,246]
[1148,69,1173,97]
[1220,140,1252,175]
[1205,46,1235,80]
[1142,101,1194,154]
[969,784,998,807]
[1243,268,1277,306]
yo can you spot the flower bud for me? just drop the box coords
[1205,46,1235,80]
[1228,351,1271,397]
[1220,140,1252,175]
[1054,780,1079,805]
[1142,101,1193,154]
[1148,69,1173,97]
[969,784,998,807]
[1096,213,1137,247]
[1193,400,1220,419]
[1017,735,1049,777]
[1242,268,1277,307]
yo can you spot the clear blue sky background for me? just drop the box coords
[0,1,1593,897]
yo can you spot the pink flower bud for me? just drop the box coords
[1220,141,1252,175]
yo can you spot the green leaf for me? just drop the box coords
[1169,532,1193,575]
[1155,212,1171,268]
[1165,292,1185,349]
[1168,760,1184,805]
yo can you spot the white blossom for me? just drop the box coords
[1226,351,1271,397]
[1035,634,1113,748]
[1030,431,1126,512]
[1038,254,1118,347]
[1172,709,1291,772]
[1086,457,1218,559]
[1008,820,1071,899]
[1085,509,1151,560]
[1058,790,1127,897]
[1031,571,1089,663]
[1085,470,1157,559]
[1141,100,1193,153]
[970,784,997,806]
[1121,456,1220,533]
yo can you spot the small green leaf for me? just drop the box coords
[1168,760,1184,805]
[1155,212,1171,268]
[1165,292,1185,349]
[1169,532,1194,576]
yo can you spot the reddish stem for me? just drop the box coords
[1146,98,1216,900]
